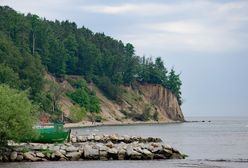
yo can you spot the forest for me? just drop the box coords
[0,6,182,119]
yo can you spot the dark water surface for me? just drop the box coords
[1,117,248,168]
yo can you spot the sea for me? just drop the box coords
[1,117,248,168]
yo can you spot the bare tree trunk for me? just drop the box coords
[32,32,35,55]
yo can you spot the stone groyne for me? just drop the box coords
[0,134,186,162]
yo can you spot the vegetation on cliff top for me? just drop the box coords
[0,6,182,123]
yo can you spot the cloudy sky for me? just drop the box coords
[1,0,248,117]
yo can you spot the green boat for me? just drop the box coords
[30,123,71,143]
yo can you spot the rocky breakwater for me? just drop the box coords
[0,134,186,162]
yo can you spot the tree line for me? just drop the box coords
[0,6,182,111]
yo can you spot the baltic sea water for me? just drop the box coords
[1,117,248,168]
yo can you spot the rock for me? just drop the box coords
[59,149,66,155]
[78,136,87,142]
[123,135,131,143]
[163,149,173,158]
[151,143,161,148]
[60,145,66,150]
[170,153,184,159]
[126,146,142,159]
[10,151,17,161]
[154,154,166,159]
[84,145,99,159]
[87,134,94,141]
[108,147,118,160]
[54,151,65,158]
[118,148,126,160]
[16,154,24,161]
[71,137,77,143]
[118,136,125,141]
[50,145,60,151]
[41,144,48,150]
[59,157,67,161]
[106,141,114,148]
[3,154,9,162]
[24,152,40,161]
[110,134,119,141]
[36,152,45,158]
[162,144,172,150]
[66,152,82,161]
[99,149,108,160]
[50,153,56,160]
[108,148,118,154]
[172,148,180,154]
[142,149,153,159]
[45,152,51,158]
[66,146,78,152]
[94,135,101,141]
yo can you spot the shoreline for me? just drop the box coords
[63,120,184,129]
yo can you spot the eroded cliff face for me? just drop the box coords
[54,74,184,123]
[91,82,184,123]
[134,83,184,121]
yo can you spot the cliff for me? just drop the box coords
[134,83,184,121]
[47,74,184,124]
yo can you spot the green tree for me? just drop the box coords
[0,64,20,88]
[0,84,37,146]
[167,68,182,105]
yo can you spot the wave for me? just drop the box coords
[204,159,248,163]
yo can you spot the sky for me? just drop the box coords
[1,0,248,117]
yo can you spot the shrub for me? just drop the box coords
[93,75,123,101]
[69,105,86,122]
[0,84,37,146]
[67,85,100,113]
[95,115,102,122]
[153,111,159,121]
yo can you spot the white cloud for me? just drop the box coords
[147,22,208,34]
[79,3,191,15]
[1,0,247,54]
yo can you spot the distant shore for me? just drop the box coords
[63,120,183,129]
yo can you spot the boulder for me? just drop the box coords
[87,135,94,141]
[108,148,118,154]
[110,134,119,141]
[59,149,66,155]
[94,135,102,141]
[99,148,108,161]
[162,149,173,158]
[10,151,17,161]
[106,141,114,148]
[24,152,40,161]
[66,152,82,161]
[78,136,87,142]
[36,152,45,158]
[154,154,166,159]
[84,145,99,159]
[162,144,172,150]
[16,154,23,161]
[118,148,126,160]
[71,137,77,143]
[142,149,154,159]
[108,147,118,160]
[50,145,60,151]
[54,151,65,158]
[126,146,142,159]
[170,153,184,159]
[66,146,78,152]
